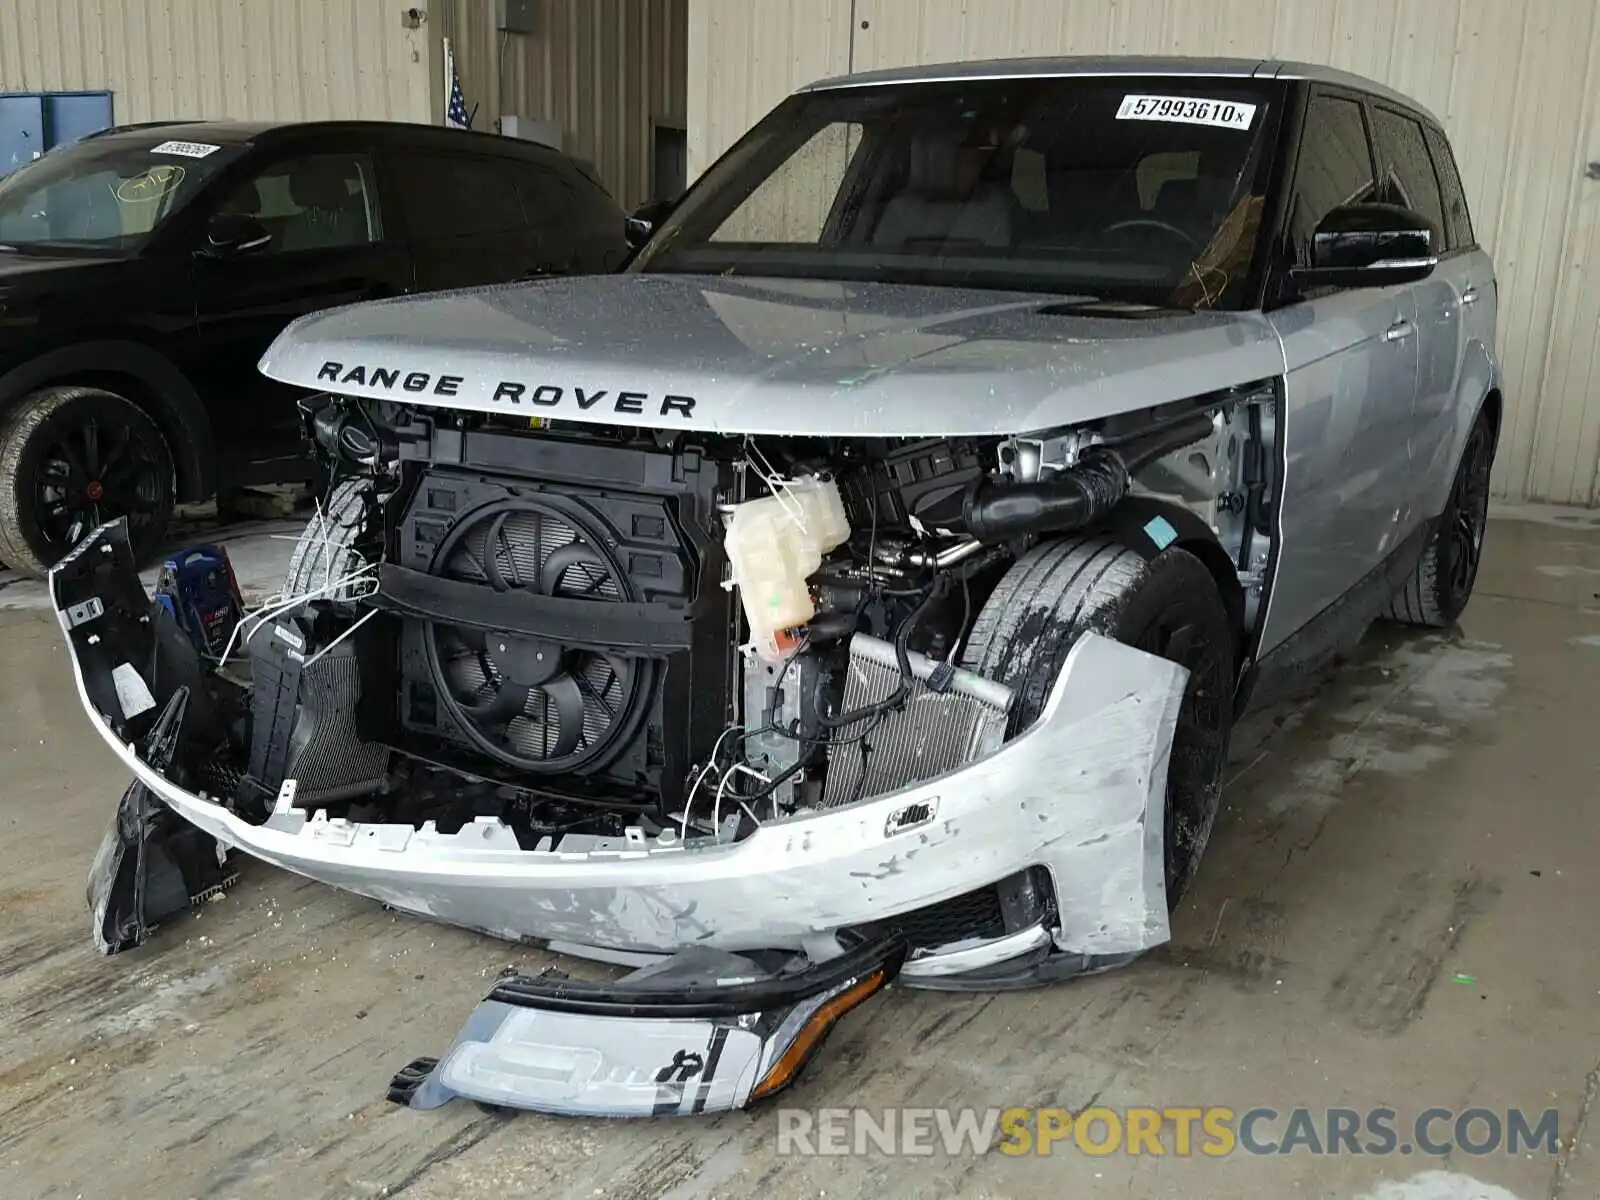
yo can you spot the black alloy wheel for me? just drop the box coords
[1438,416,1494,618]
[0,386,176,577]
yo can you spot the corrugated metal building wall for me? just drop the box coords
[0,0,687,213]
[0,0,433,124]
[688,0,1600,505]
[438,0,688,211]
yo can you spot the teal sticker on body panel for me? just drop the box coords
[1143,515,1179,550]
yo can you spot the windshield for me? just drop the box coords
[0,135,243,253]
[633,76,1282,308]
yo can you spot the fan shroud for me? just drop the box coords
[420,497,656,776]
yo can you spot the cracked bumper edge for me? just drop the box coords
[53,521,1186,970]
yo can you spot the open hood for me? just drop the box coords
[258,274,1285,438]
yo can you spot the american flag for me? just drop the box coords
[444,37,471,129]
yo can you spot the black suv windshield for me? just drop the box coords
[633,75,1281,308]
[0,134,243,254]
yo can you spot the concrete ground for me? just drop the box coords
[1,511,1597,1200]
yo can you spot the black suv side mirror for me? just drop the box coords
[625,199,674,250]
[203,213,272,258]
[1294,202,1439,288]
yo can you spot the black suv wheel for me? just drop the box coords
[0,385,176,578]
[960,536,1237,906]
[1384,408,1496,628]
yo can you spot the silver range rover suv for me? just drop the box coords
[55,56,1497,1115]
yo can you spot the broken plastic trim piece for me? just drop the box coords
[389,937,905,1116]
[87,686,238,955]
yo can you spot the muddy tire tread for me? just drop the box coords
[283,477,370,598]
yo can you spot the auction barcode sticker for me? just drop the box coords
[1116,95,1256,130]
[151,140,222,158]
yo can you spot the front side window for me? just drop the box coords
[392,154,523,237]
[510,163,573,226]
[218,152,383,253]
[633,77,1282,309]
[0,135,242,253]
[1288,94,1378,267]
[1371,107,1446,247]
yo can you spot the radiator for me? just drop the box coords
[821,633,1013,809]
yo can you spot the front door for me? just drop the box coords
[189,144,413,483]
[1259,89,1421,656]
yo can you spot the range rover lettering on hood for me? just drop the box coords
[315,361,697,419]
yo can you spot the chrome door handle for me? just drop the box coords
[1460,286,1479,305]
[1383,319,1416,342]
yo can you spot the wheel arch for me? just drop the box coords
[1479,386,1503,442]
[1080,495,1247,667]
[0,341,213,502]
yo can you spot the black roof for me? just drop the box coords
[81,118,582,163]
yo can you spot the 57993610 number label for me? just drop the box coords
[1115,94,1257,130]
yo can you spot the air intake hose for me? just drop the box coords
[944,412,1216,544]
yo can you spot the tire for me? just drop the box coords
[1384,409,1496,628]
[960,537,1237,905]
[283,477,372,598]
[0,385,176,578]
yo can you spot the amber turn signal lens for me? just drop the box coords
[749,969,889,1102]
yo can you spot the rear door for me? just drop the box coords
[190,136,412,481]
[1421,121,1496,517]
[386,149,544,291]
[1258,87,1421,656]
[1369,104,1466,517]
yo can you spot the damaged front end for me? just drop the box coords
[52,383,1258,1108]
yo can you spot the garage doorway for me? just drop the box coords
[652,119,688,201]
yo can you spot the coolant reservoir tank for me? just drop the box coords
[724,476,850,661]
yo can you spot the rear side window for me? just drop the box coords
[1423,124,1475,250]
[391,153,523,237]
[1371,107,1446,247]
[1289,94,1377,266]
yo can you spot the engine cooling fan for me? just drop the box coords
[421,498,652,774]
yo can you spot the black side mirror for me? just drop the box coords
[1293,202,1438,288]
[625,199,674,250]
[202,212,271,258]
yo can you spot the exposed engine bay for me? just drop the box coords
[259,380,1276,846]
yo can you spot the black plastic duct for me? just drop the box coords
[922,412,1216,544]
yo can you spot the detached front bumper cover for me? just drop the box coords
[388,938,906,1116]
[53,517,1188,980]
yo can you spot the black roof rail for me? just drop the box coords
[78,119,203,141]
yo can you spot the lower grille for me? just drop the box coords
[846,884,1007,950]
[821,633,1013,808]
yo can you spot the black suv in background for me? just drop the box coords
[0,119,628,576]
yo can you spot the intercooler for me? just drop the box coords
[821,634,1013,808]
